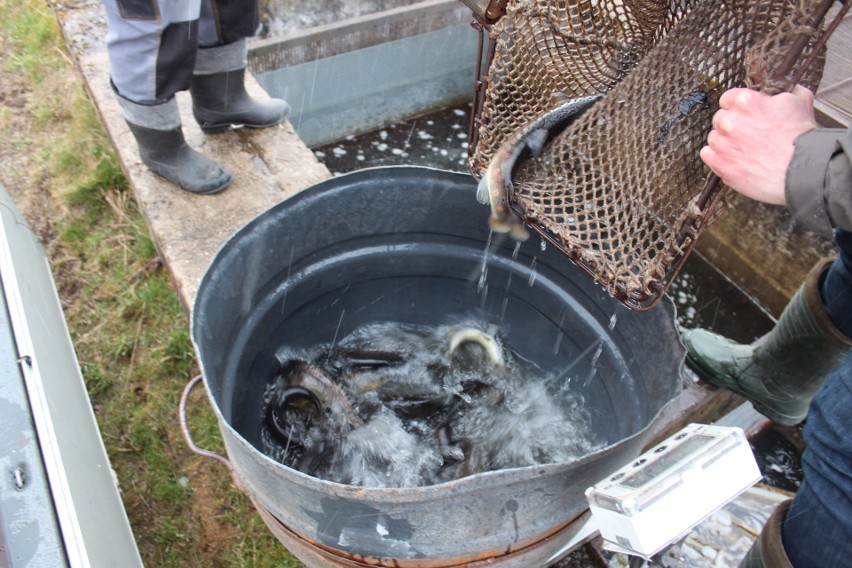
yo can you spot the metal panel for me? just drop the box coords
[0,271,68,567]
[0,183,143,568]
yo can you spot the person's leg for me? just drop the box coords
[190,0,289,133]
[738,230,852,567]
[681,256,852,425]
[737,354,852,568]
[102,0,232,193]
[821,229,852,337]
[197,0,260,46]
[104,0,200,104]
[781,352,852,567]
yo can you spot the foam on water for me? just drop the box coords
[261,319,605,487]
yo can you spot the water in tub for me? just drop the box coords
[261,319,606,487]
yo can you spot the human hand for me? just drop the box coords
[699,85,818,205]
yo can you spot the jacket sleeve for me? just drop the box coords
[785,126,852,234]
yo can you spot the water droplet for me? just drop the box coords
[591,343,604,365]
[477,266,488,292]
[553,330,564,355]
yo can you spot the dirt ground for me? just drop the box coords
[0,55,57,237]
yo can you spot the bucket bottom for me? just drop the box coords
[253,497,595,568]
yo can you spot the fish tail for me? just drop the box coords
[476,172,491,205]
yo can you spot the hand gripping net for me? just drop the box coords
[467,0,846,310]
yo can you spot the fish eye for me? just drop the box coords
[266,387,322,445]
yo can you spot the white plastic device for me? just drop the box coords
[585,423,762,559]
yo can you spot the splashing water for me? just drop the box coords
[477,230,493,293]
[527,258,538,287]
[608,313,618,330]
[260,319,604,487]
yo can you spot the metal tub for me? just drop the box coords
[191,166,685,566]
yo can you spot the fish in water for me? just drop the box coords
[446,325,505,369]
[263,359,362,455]
[476,94,603,241]
[260,320,605,487]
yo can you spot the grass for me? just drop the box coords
[0,0,302,565]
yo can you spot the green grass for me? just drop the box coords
[1,0,303,565]
[1,1,61,81]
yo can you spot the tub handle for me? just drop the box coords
[179,374,234,474]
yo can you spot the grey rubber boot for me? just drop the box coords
[739,500,794,568]
[118,96,233,195]
[191,39,289,134]
[126,123,233,194]
[681,258,852,426]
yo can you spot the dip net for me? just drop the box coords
[465,0,846,309]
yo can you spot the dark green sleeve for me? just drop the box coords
[786,126,852,234]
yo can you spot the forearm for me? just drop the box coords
[787,126,852,234]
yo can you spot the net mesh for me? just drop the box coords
[469,0,834,309]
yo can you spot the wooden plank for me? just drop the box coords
[644,382,747,449]
[86,55,330,310]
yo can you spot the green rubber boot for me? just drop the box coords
[739,500,794,568]
[682,258,852,426]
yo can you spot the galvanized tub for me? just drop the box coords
[191,166,685,565]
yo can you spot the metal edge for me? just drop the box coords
[0,186,143,567]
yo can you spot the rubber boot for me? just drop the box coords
[739,500,794,568]
[117,95,233,195]
[191,39,288,134]
[191,68,289,133]
[681,258,852,426]
[126,123,234,195]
